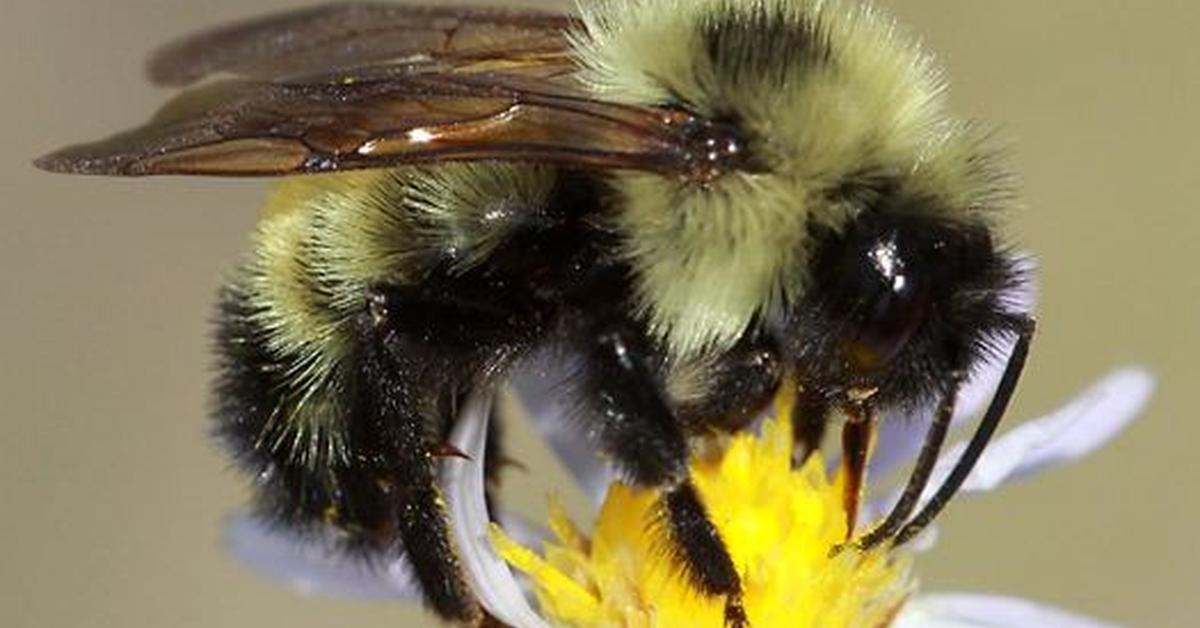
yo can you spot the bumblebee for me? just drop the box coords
[37,1,1034,625]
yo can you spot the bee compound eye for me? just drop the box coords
[811,221,934,374]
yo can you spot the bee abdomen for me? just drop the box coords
[212,163,588,549]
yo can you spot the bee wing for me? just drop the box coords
[35,69,700,177]
[145,3,579,86]
[37,4,713,178]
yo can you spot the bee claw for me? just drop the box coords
[827,538,864,558]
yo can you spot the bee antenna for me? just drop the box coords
[855,369,967,551]
[892,317,1036,547]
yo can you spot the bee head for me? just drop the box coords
[786,186,1025,410]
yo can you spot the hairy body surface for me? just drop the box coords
[39,1,1032,625]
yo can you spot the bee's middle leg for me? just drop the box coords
[580,319,747,628]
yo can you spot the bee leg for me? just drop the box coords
[894,318,1035,546]
[356,320,481,624]
[582,321,747,628]
[839,407,875,540]
[663,482,748,628]
[677,336,783,434]
[855,371,965,550]
[791,388,829,465]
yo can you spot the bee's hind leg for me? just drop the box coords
[354,277,555,623]
[353,312,483,623]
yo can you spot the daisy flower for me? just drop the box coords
[228,353,1152,628]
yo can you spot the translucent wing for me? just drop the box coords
[36,4,732,178]
[145,3,579,86]
[34,71,704,177]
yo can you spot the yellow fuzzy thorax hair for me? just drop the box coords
[571,0,994,357]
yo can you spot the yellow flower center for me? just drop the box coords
[491,391,915,628]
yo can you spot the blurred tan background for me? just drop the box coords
[3,1,1196,626]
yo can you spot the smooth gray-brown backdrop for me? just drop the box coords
[4,1,1196,626]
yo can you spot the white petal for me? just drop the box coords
[497,510,553,553]
[442,392,551,628]
[922,367,1153,500]
[223,513,418,600]
[509,350,614,506]
[895,593,1121,628]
